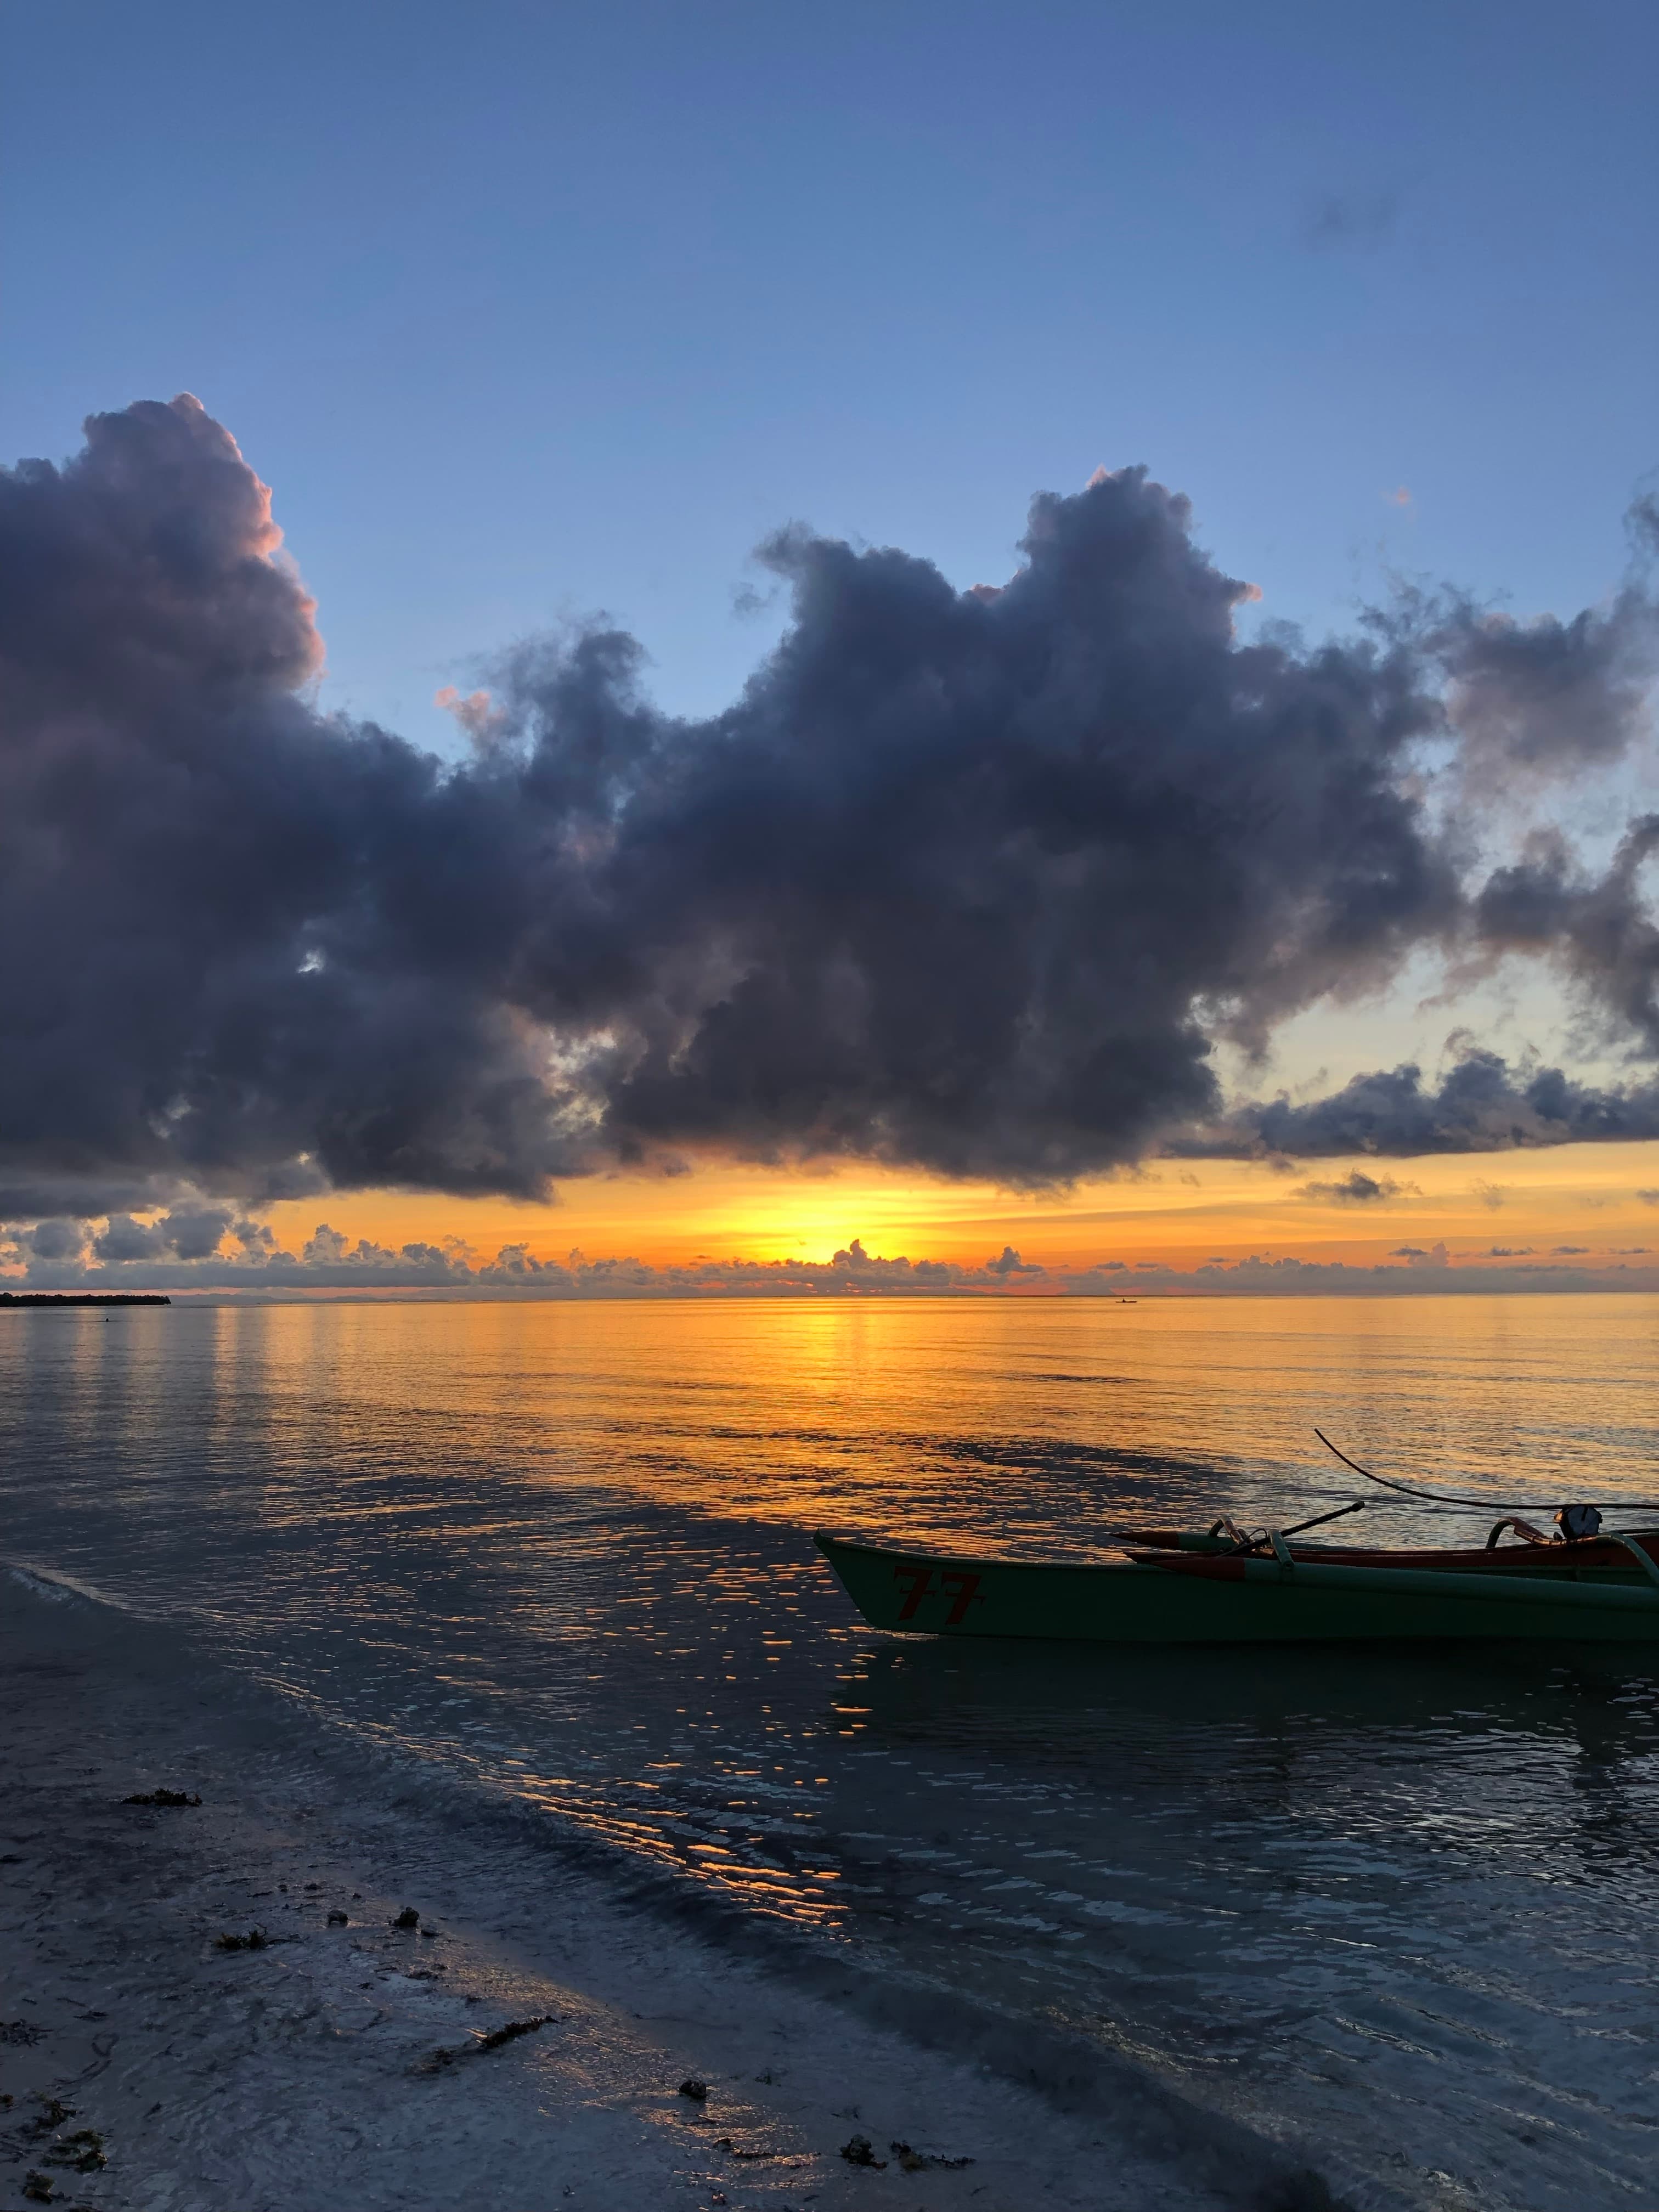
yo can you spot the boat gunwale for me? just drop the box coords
[1124,1547,1659,1612]
[814,1528,1659,1577]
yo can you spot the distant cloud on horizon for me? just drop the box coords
[4,1220,1657,1304]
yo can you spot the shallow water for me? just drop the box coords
[4,1292,1658,2207]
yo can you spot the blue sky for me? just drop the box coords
[4,0,1655,752]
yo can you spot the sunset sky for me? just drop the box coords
[2,0,1657,1297]
[255,1139,1659,1293]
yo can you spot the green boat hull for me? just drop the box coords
[815,1533,1659,1645]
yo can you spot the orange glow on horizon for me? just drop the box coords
[259,1139,1659,1279]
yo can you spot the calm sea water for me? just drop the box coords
[4,1293,1659,2208]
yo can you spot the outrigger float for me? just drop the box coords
[815,1434,1659,1646]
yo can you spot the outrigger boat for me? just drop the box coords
[815,1434,1659,1646]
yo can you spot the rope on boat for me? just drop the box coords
[1313,1429,1659,1519]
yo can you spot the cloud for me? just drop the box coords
[7,1210,1659,1301]
[1387,1241,1449,1267]
[1475,819,1659,1053]
[1640,1189,1659,1206]
[1,397,1656,1222]
[1551,1244,1590,1255]
[28,1219,86,1262]
[985,1244,1045,1276]
[1193,1048,1659,1159]
[434,686,508,752]
[1293,1169,1417,1204]
[91,1205,234,1263]
[1437,595,1656,788]
[1306,191,1398,253]
[0,1218,1057,1299]
[0,396,589,1218]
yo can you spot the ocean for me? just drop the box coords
[4,1291,1658,2209]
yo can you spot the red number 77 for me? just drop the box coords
[891,1565,985,1627]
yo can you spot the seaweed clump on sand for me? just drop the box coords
[715,2137,779,2162]
[213,1928,268,1952]
[48,2129,107,2174]
[417,2015,557,2073]
[839,2135,886,2168]
[18,2091,114,2182]
[21,2098,75,2140]
[475,2016,554,2053]
[890,2140,974,2172]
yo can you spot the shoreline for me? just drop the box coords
[0,1570,1358,2212]
[0,1297,169,1308]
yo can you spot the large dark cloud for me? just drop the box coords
[0,397,582,1212]
[1,396,1655,1226]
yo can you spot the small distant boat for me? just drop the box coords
[814,1525,1659,1644]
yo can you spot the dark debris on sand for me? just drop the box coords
[20,2096,75,2140]
[715,2136,785,2163]
[890,2139,974,2172]
[47,2128,108,2173]
[416,2014,557,2073]
[474,2015,554,2053]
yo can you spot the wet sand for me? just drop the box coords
[0,1568,1352,2212]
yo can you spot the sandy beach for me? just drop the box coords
[0,1567,1359,2212]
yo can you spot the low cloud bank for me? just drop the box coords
[2,397,1657,1228]
[3,1223,1656,1301]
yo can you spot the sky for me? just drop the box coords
[2,0,1657,1297]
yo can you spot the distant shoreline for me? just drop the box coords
[0,1291,170,1307]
